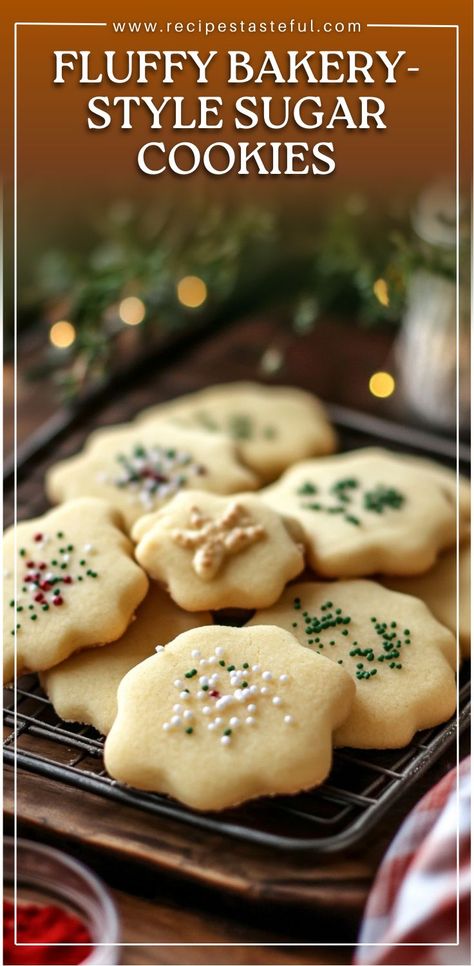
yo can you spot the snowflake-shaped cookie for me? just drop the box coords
[248,580,456,749]
[104,624,354,810]
[46,422,257,532]
[133,490,305,611]
[136,382,337,482]
[3,499,148,681]
[41,583,212,735]
[261,449,457,577]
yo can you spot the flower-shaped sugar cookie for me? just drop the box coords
[104,624,354,810]
[382,542,470,659]
[261,448,456,577]
[136,382,337,482]
[133,490,305,611]
[248,580,456,748]
[41,583,212,735]
[46,422,257,532]
[3,499,148,682]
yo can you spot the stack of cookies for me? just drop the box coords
[4,383,468,812]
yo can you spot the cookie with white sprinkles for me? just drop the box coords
[3,499,148,682]
[133,490,305,611]
[248,581,457,749]
[260,448,456,577]
[46,422,257,532]
[41,583,212,735]
[104,624,355,810]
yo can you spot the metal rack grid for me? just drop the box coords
[3,329,471,854]
[4,668,470,853]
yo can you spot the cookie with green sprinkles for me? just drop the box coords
[3,498,148,682]
[41,583,212,735]
[46,421,257,533]
[104,623,354,811]
[247,580,457,749]
[133,490,305,611]
[135,382,337,483]
[260,448,456,577]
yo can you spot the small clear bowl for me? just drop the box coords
[4,837,121,965]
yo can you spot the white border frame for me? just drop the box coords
[11,19,462,951]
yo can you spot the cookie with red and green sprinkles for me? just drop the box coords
[46,422,258,533]
[3,498,148,682]
[41,583,212,735]
[104,624,354,811]
[260,448,456,577]
[248,580,457,749]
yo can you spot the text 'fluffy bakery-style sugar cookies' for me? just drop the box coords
[41,583,212,735]
[3,499,148,682]
[382,543,470,659]
[261,448,456,577]
[46,422,258,532]
[248,581,456,749]
[133,490,305,611]
[104,624,354,811]
[136,382,337,482]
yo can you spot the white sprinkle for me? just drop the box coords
[272,696,282,706]
[214,717,223,726]
[260,686,269,695]
[209,674,219,686]
[246,716,255,726]
[229,717,240,728]
[196,691,205,701]
[248,685,259,696]
[247,704,256,714]
[234,690,247,702]
[202,706,211,716]
[171,715,181,727]
[207,655,217,665]
[183,710,193,721]
[174,679,183,689]
[199,658,208,667]
[172,704,182,713]
[62,554,70,564]
[252,664,261,673]
[180,691,190,701]
[215,646,224,657]
[155,645,165,653]
[191,649,201,658]
[221,735,231,746]
[230,676,239,688]
[284,715,294,725]
[199,675,209,687]
[162,722,171,732]
[262,671,272,681]
[83,543,94,553]
[208,722,216,731]
[279,674,289,683]
[216,695,234,711]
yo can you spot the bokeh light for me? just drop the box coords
[49,320,76,349]
[373,278,390,307]
[119,296,146,326]
[176,275,207,308]
[369,371,396,398]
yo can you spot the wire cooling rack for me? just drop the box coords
[3,671,470,852]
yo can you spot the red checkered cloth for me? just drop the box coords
[354,756,470,965]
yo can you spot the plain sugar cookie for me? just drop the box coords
[248,580,456,749]
[136,382,337,482]
[104,624,354,810]
[41,583,212,734]
[133,490,305,611]
[3,499,148,682]
[260,448,456,577]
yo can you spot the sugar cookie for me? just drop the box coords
[248,580,456,748]
[46,422,257,531]
[41,584,212,734]
[133,490,305,611]
[261,448,456,577]
[136,382,337,482]
[104,624,354,810]
[3,499,148,682]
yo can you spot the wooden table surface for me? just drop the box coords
[4,313,467,964]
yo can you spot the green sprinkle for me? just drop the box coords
[224,729,232,736]
[241,681,248,688]
[242,662,249,669]
[9,600,14,607]
[219,660,225,667]
[185,727,194,735]
[19,549,26,557]
[202,685,209,691]
[56,531,64,538]
[185,669,197,678]
[30,614,37,621]
[227,665,235,672]
[42,604,49,611]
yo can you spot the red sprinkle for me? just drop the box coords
[26,561,35,568]
[3,897,92,965]
[33,533,43,542]
[39,564,47,571]
[209,689,220,698]
[34,593,44,603]
[53,597,63,606]
[62,576,73,584]
[40,582,52,592]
